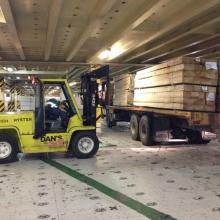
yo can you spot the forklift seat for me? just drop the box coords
[45,119,66,132]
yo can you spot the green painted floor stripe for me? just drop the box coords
[43,159,176,220]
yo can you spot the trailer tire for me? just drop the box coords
[106,110,112,128]
[106,110,116,128]
[139,115,154,146]
[71,131,99,159]
[130,114,140,140]
[187,130,210,144]
[0,134,18,164]
[106,114,112,128]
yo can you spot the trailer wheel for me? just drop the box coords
[139,115,154,146]
[106,113,112,127]
[106,109,112,128]
[130,114,140,140]
[71,131,99,159]
[106,110,116,128]
[0,134,18,164]
[187,130,210,144]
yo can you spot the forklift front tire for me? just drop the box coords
[0,134,18,164]
[70,131,99,159]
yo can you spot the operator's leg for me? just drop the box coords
[57,109,69,128]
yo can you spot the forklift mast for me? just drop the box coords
[80,65,109,126]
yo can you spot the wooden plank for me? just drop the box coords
[136,57,198,75]
[113,74,134,106]
[135,70,218,88]
[133,101,214,111]
[133,84,216,111]
[134,84,216,93]
[216,86,220,112]
[136,63,203,79]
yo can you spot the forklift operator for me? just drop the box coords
[45,100,69,128]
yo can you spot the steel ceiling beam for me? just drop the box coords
[142,33,220,63]
[0,60,147,67]
[71,68,89,80]
[0,0,25,60]
[88,0,169,63]
[66,0,116,61]
[124,1,220,63]
[110,66,131,76]
[0,70,66,75]
[67,68,82,81]
[44,0,63,61]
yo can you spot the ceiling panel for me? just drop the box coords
[0,0,219,79]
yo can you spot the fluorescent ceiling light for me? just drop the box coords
[98,43,126,60]
[7,67,13,72]
[0,7,6,23]
[98,49,111,60]
[3,66,15,72]
[3,67,13,72]
[108,42,126,60]
[69,81,77,87]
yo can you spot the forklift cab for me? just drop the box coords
[12,77,98,158]
[34,78,77,138]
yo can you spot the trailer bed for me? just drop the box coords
[108,105,220,125]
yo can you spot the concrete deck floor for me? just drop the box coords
[0,121,220,220]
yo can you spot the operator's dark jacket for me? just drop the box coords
[45,105,69,128]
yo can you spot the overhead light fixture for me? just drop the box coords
[0,7,6,23]
[7,67,13,72]
[98,49,111,60]
[16,76,20,80]
[69,81,77,87]
[98,43,126,60]
[3,66,16,72]
[108,42,125,60]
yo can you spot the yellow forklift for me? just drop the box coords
[0,66,109,163]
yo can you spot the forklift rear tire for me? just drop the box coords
[139,115,154,146]
[130,114,140,141]
[0,134,18,164]
[71,131,99,159]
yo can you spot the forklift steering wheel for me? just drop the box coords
[62,100,70,112]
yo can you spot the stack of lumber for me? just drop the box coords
[108,82,114,105]
[113,74,134,106]
[134,84,216,111]
[216,87,220,112]
[133,57,218,112]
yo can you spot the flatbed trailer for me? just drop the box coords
[105,105,218,146]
